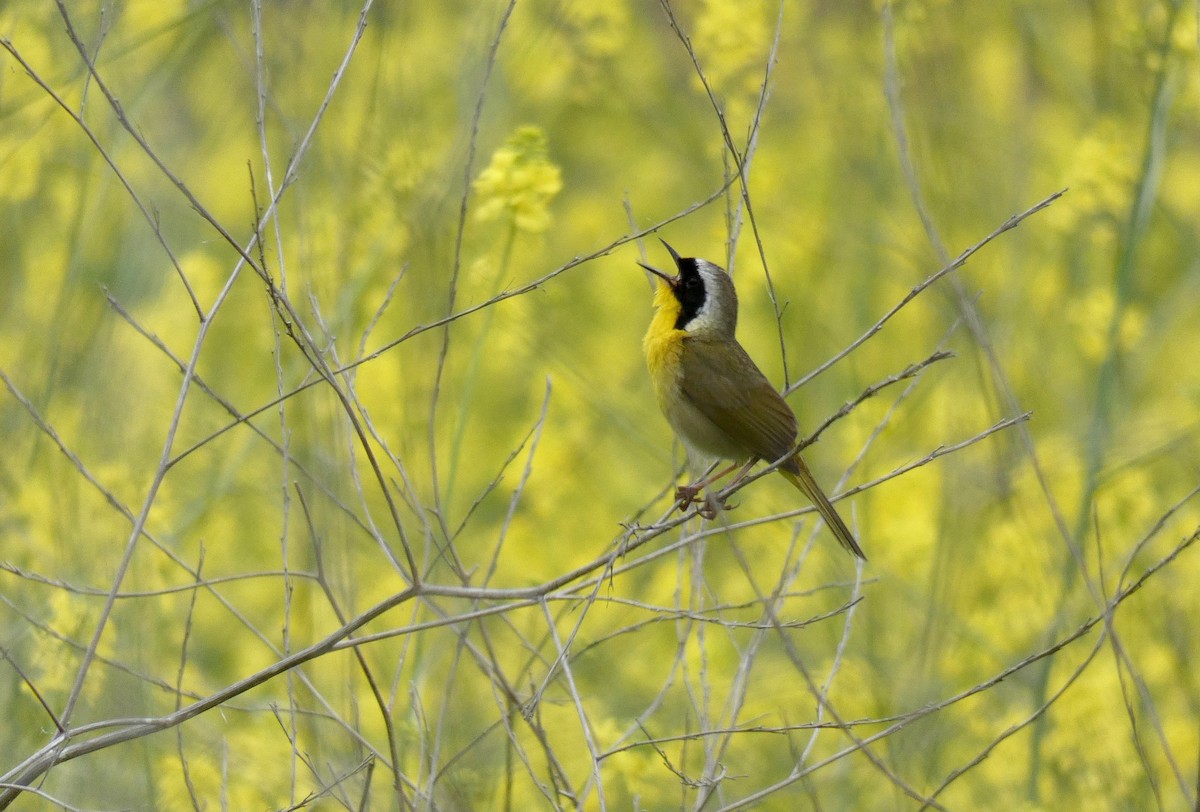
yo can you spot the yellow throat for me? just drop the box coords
[643,278,685,403]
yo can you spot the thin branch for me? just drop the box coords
[0,36,202,318]
[791,188,1066,391]
[428,0,519,556]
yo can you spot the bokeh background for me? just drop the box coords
[2,1,1199,809]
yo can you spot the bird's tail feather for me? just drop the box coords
[779,458,866,560]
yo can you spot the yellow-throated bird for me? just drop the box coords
[640,240,866,559]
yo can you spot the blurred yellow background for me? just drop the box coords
[1,0,1198,809]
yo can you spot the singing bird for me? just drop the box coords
[640,241,865,559]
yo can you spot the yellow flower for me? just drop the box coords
[473,126,563,233]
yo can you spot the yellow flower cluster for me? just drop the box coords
[473,125,563,233]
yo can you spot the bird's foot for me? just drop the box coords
[674,483,703,510]
[675,485,736,519]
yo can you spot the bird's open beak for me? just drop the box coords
[638,237,684,284]
[638,261,675,284]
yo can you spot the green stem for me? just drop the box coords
[443,220,519,515]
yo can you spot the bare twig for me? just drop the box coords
[790,188,1066,392]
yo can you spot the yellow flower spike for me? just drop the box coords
[473,126,563,233]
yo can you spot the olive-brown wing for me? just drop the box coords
[678,335,798,463]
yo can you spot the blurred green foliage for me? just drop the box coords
[1,0,1199,809]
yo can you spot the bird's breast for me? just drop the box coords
[643,317,684,405]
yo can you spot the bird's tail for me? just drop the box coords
[779,457,866,560]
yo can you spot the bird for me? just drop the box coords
[639,240,866,559]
